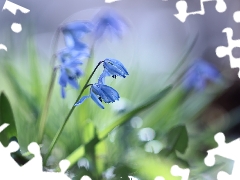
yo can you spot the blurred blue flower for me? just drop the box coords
[58,51,85,98]
[93,9,127,40]
[103,58,129,78]
[61,21,93,51]
[75,83,120,109]
[183,59,220,91]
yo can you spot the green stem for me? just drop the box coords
[37,29,60,143]
[43,61,104,165]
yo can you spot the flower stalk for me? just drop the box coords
[37,29,60,143]
[43,61,103,165]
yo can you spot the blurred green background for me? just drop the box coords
[1,0,240,179]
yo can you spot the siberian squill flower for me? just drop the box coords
[183,59,220,91]
[58,50,86,98]
[93,9,128,40]
[103,58,129,78]
[75,58,128,108]
[57,21,92,98]
[75,82,120,109]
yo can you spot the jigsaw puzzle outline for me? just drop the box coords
[0,124,71,180]
[204,132,240,179]
[2,0,30,33]
[1,0,240,179]
[0,0,30,51]
[215,10,240,78]
[174,0,227,22]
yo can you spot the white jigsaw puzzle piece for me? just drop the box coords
[215,28,240,78]
[0,141,20,176]
[174,0,227,22]
[2,0,30,33]
[2,0,30,15]
[21,142,43,173]
[0,44,7,51]
[0,124,30,179]
[233,11,240,23]
[0,124,72,179]
[39,159,71,180]
[171,165,190,180]
[204,132,240,179]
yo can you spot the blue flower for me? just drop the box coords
[58,51,85,98]
[183,59,220,91]
[61,21,93,51]
[75,83,120,109]
[103,58,129,78]
[93,9,127,40]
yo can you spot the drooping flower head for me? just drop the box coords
[75,83,120,109]
[103,58,129,78]
[75,58,128,109]
[93,9,128,41]
[183,59,220,91]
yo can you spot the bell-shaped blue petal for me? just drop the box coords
[59,70,68,87]
[77,83,120,109]
[100,84,120,103]
[75,95,90,106]
[103,58,129,78]
[90,87,104,109]
[93,9,127,40]
[91,84,119,103]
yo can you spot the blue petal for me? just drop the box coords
[182,59,220,91]
[67,77,79,89]
[108,59,129,75]
[195,79,206,91]
[93,9,127,40]
[103,58,129,78]
[63,32,75,48]
[103,62,122,76]
[75,95,90,106]
[92,84,119,103]
[75,68,83,77]
[90,88,104,109]
[59,70,68,87]
[62,21,93,39]
[100,85,120,103]
[66,60,83,67]
[91,84,110,103]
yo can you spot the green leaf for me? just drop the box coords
[3,64,40,119]
[166,125,188,154]
[0,92,17,146]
